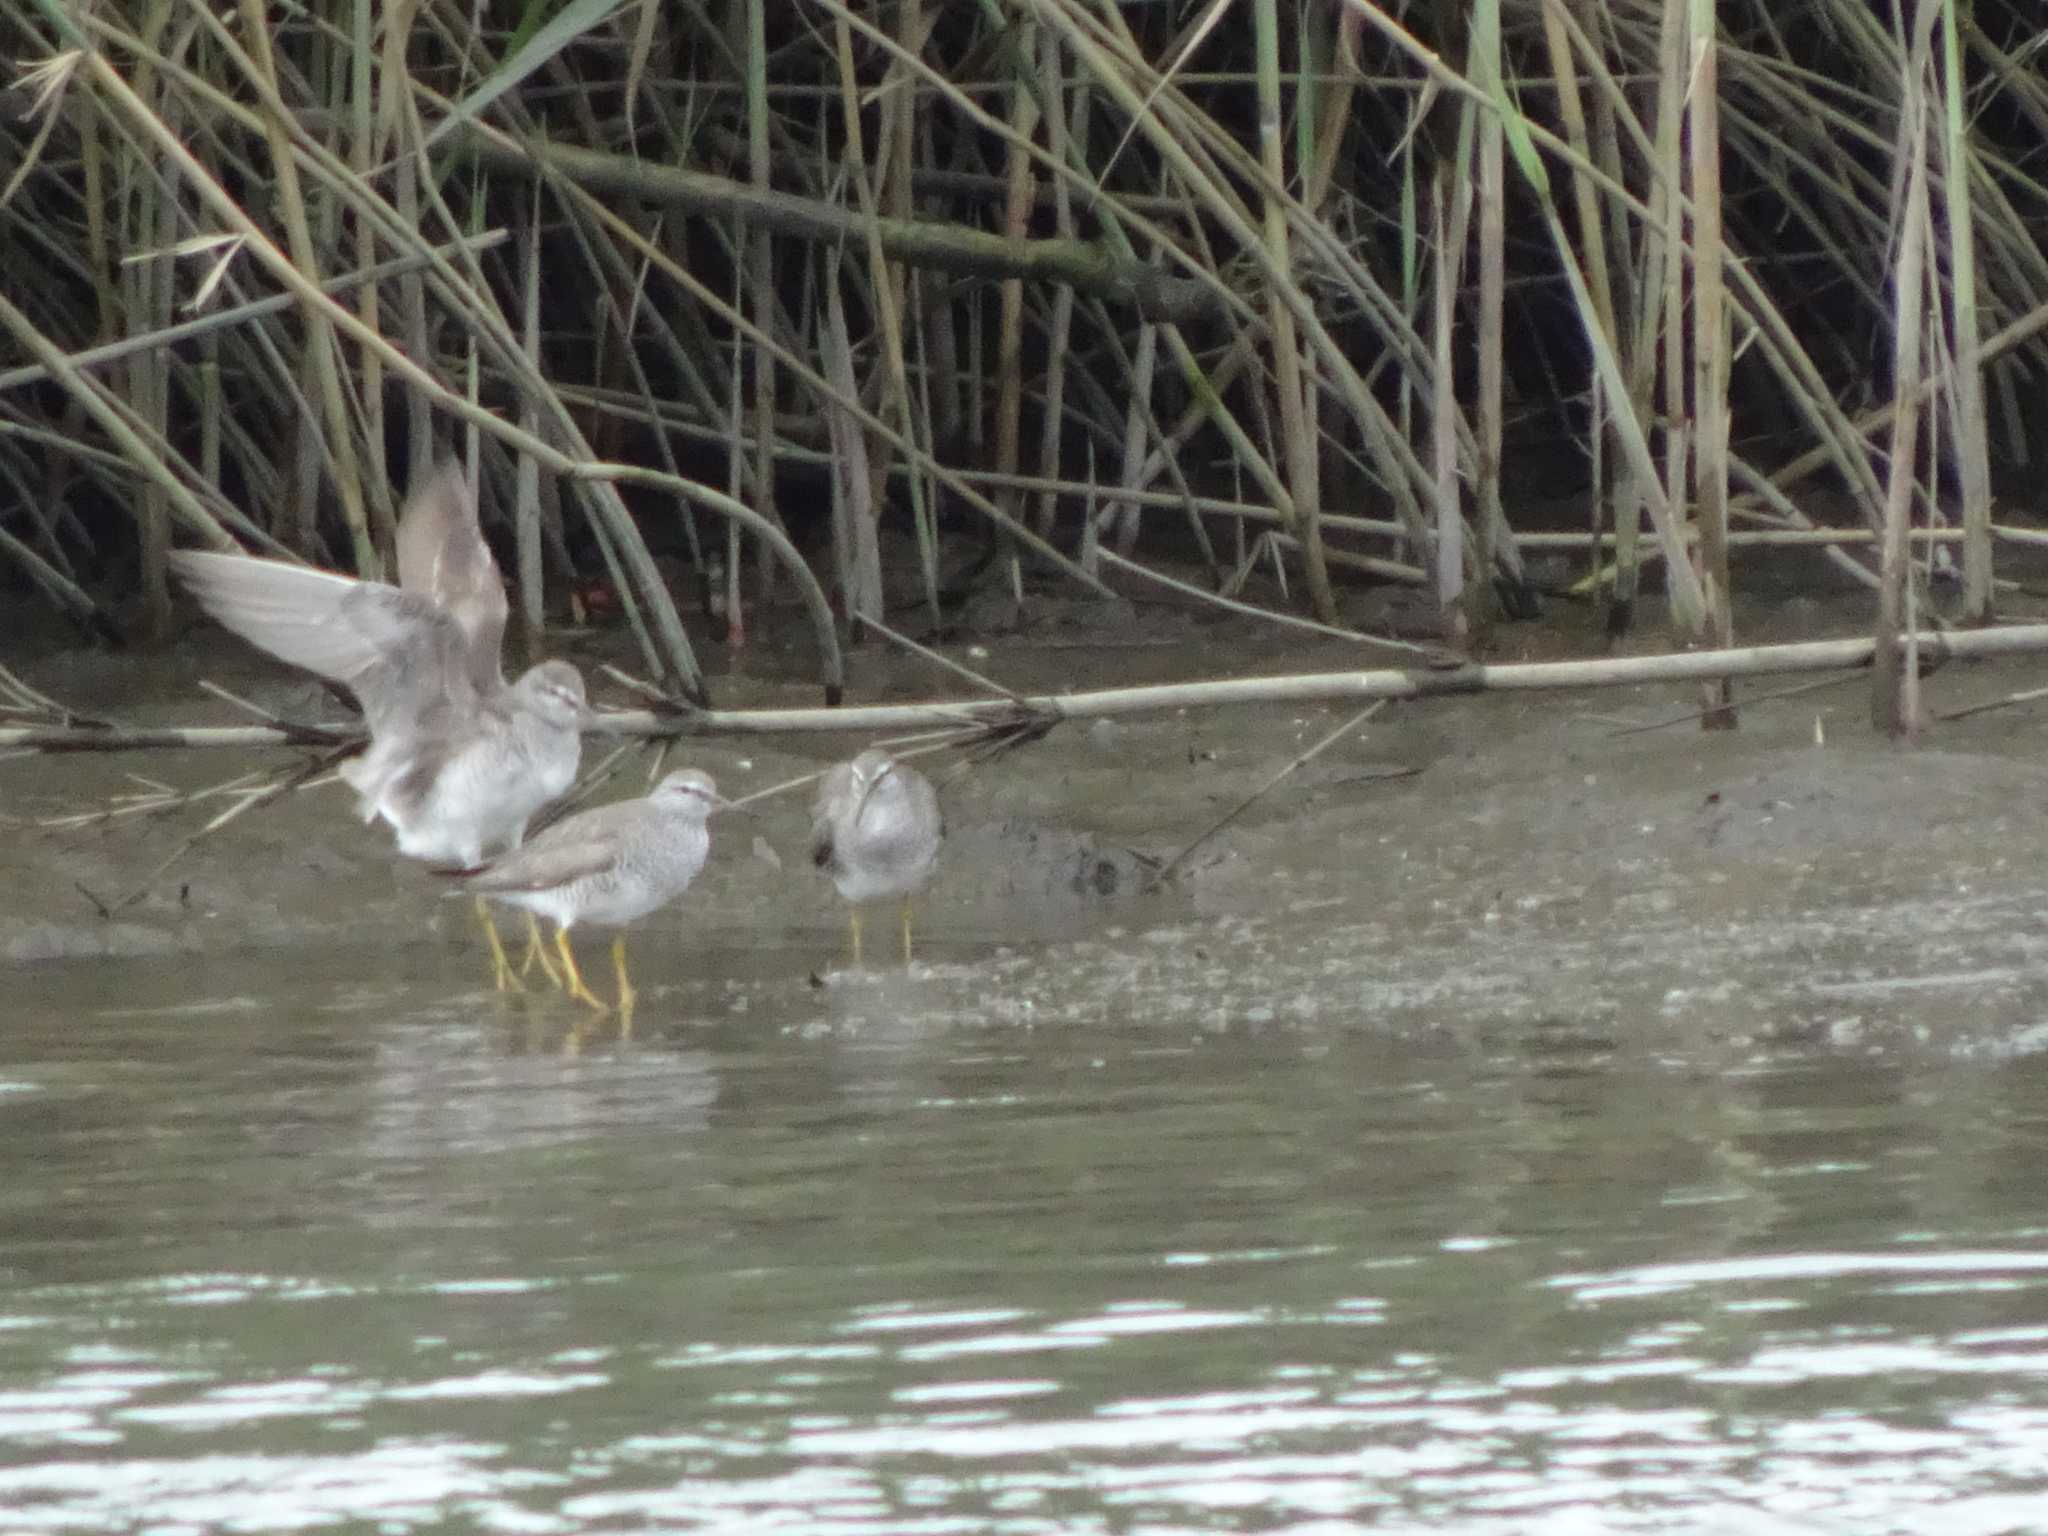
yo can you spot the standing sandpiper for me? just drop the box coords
[810,748,942,967]
[458,769,724,1020]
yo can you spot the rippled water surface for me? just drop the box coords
[5,933,2048,1534]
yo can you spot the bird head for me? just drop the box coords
[516,660,589,727]
[651,768,724,820]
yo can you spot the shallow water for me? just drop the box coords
[5,933,2048,1534]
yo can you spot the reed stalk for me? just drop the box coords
[1430,162,1464,636]
[514,190,545,664]
[6,0,2047,731]
[1472,46,1506,636]
[992,19,1040,599]
[1937,0,1993,621]
[234,0,377,578]
[1687,0,1735,726]
[1873,0,1939,737]
[1252,0,1332,624]
[1031,23,1077,548]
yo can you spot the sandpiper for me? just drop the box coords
[810,748,942,967]
[170,461,586,986]
[457,769,724,1019]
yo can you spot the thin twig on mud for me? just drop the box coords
[196,677,351,739]
[36,765,278,831]
[1147,699,1392,890]
[103,746,358,911]
[721,725,990,816]
[1933,683,2048,723]
[598,663,690,712]
[1094,546,1457,664]
[851,609,1045,713]
[1601,670,1863,737]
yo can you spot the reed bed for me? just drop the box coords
[4,0,2047,734]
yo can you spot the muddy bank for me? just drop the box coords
[7,594,2048,1055]
[0,613,1185,964]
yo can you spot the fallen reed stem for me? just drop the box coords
[14,624,2048,754]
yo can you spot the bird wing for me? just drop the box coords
[461,805,633,894]
[914,771,944,848]
[809,760,857,867]
[393,458,508,694]
[170,551,476,737]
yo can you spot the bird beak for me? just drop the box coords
[853,763,895,816]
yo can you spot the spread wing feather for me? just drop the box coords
[393,459,507,694]
[169,551,473,738]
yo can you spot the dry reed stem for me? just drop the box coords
[16,625,2048,755]
[11,0,2048,695]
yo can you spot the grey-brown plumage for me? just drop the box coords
[460,769,723,1014]
[810,748,941,966]
[170,460,585,869]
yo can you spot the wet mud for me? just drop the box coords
[8,589,2048,1058]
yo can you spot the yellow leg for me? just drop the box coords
[848,906,863,969]
[900,897,914,966]
[519,912,562,988]
[554,925,608,1013]
[477,897,522,992]
[612,934,636,1033]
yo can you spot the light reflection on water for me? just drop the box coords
[2,942,2047,1533]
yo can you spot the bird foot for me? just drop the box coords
[566,982,610,1015]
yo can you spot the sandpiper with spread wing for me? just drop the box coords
[170,459,587,986]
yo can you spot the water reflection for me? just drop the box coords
[2,941,2046,1532]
